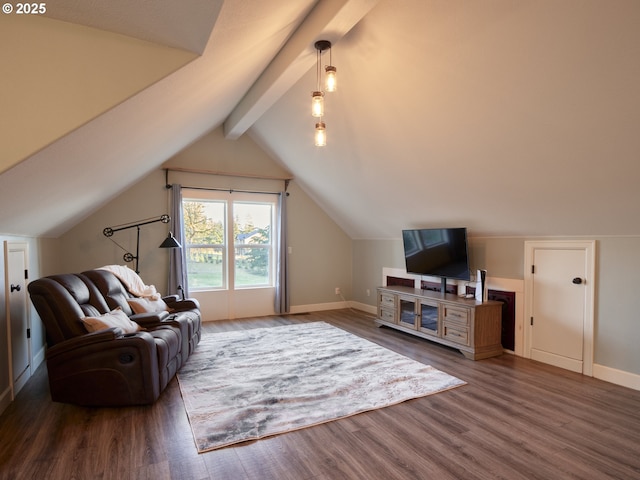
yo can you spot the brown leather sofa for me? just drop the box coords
[28,269,201,407]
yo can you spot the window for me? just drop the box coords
[182,190,277,291]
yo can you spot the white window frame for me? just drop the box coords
[182,189,277,292]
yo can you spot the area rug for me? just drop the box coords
[177,321,465,452]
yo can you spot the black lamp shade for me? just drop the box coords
[159,232,181,249]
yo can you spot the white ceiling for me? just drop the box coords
[1,0,639,240]
[43,0,222,54]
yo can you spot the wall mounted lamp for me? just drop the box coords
[312,40,336,146]
[103,214,180,273]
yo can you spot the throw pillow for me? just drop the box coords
[82,307,141,334]
[127,296,169,314]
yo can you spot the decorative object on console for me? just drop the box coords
[475,269,487,302]
[102,214,173,273]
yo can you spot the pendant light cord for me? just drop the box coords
[316,48,321,92]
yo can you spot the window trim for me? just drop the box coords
[182,189,278,292]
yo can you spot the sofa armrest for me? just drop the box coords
[46,327,124,355]
[164,297,200,312]
[130,310,170,326]
[45,329,161,406]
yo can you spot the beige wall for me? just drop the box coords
[21,125,640,385]
[54,127,352,315]
[286,182,352,306]
[0,14,195,173]
[55,170,172,291]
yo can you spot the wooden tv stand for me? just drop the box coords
[376,286,503,360]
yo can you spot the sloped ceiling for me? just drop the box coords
[43,0,219,54]
[251,0,640,238]
[1,0,639,240]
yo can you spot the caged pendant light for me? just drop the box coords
[311,40,336,146]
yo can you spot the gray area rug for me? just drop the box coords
[177,321,466,452]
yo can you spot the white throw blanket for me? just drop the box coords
[98,265,161,299]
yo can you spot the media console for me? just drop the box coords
[376,285,503,360]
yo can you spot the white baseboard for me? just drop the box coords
[288,300,376,316]
[593,363,640,391]
[348,301,377,316]
[0,386,12,416]
[289,301,349,314]
[33,344,45,371]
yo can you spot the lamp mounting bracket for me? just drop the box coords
[102,214,171,273]
[314,40,331,51]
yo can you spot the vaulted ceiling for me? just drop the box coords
[1,0,639,239]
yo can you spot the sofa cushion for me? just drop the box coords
[82,308,141,334]
[127,296,169,314]
[81,269,135,315]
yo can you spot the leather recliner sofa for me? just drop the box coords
[28,269,201,407]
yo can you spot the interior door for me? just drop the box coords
[524,241,595,375]
[5,242,30,397]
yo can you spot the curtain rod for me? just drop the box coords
[164,168,291,193]
[164,167,292,182]
[174,185,288,196]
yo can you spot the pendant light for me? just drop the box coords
[315,122,326,147]
[311,40,336,146]
[325,44,337,92]
[311,91,324,117]
[325,66,337,92]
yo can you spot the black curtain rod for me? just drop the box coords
[164,170,290,195]
[171,185,288,196]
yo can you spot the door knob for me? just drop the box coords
[10,284,21,292]
[572,277,583,285]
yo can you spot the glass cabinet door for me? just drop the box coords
[418,300,439,335]
[399,297,417,329]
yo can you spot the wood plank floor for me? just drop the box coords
[1,309,639,479]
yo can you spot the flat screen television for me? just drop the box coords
[402,228,471,281]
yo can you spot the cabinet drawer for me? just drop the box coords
[443,306,470,326]
[379,308,395,323]
[379,292,396,308]
[443,324,470,346]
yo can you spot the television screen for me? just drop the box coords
[402,228,471,280]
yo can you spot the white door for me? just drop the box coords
[5,242,30,397]
[524,241,595,375]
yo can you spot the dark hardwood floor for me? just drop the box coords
[1,309,639,479]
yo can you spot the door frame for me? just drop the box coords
[4,241,31,399]
[524,240,596,376]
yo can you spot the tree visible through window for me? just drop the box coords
[182,191,276,290]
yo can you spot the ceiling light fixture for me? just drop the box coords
[312,40,336,146]
[315,121,326,147]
